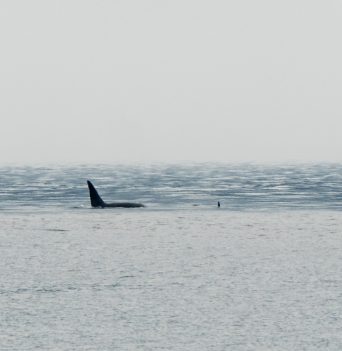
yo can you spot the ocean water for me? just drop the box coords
[0,163,341,350]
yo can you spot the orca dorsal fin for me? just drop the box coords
[87,180,106,208]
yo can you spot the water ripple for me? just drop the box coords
[0,163,341,211]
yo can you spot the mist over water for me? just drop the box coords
[0,164,341,350]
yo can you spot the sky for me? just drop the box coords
[0,1,341,164]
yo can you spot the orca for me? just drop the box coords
[87,180,145,208]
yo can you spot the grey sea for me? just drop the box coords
[1,163,342,351]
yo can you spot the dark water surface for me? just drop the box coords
[0,163,341,211]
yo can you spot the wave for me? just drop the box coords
[0,163,341,211]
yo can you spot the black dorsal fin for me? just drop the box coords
[87,180,106,208]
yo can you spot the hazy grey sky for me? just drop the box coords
[1,1,341,164]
